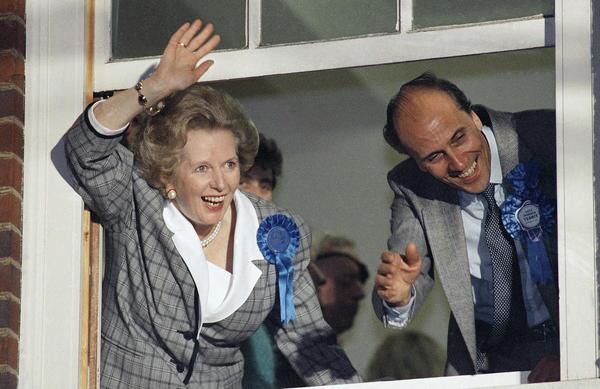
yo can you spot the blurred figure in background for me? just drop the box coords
[240,133,282,201]
[368,330,445,381]
[275,234,369,388]
[310,235,368,336]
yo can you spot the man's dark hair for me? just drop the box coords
[383,71,472,154]
[249,133,283,189]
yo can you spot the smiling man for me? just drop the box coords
[372,72,560,382]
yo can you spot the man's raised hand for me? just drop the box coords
[375,243,422,306]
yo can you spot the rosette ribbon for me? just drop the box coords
[257,214,300,325]
[501,161,555,284]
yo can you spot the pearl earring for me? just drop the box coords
[167,189,177,200]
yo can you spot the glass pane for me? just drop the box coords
[261,0,397,46]
[111,0,245,60]
[413,0,554,29]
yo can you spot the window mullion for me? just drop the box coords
[247,0,261,49]
[400,0,413,33]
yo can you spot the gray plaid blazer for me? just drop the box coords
[372,106,558,375]
[65,107,360,389]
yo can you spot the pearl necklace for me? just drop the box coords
[200,220,223,248]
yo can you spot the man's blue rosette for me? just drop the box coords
[501,161,555,284]
[257,214,300,325]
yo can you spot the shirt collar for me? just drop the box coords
[231,189,264,263]
[162,189,264,264]
[162,190,264,326]
[162,189,263,253]
[458,126,502,208]
[482,125,503,184]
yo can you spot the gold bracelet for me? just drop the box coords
[134,80,165,116]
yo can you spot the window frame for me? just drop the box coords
[93,0,552,90]
[555,0,598,379]
[20,0,598,387]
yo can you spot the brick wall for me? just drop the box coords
[0,0,25,388]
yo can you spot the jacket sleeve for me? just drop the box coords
[372,173,435,328]
[267,213,362,386]
[64,104,134,227]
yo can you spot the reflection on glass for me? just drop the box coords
[261,0,397,46]
[413,0,554,29]
[111,0,245,60]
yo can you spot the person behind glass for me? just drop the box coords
[64,20,360,388]
[272,235,369,389]
[368,330,445,381]
[372,72,559,382]
[240,133,282,202]
[310,235,368,336]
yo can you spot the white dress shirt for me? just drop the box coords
[87,100,129,135]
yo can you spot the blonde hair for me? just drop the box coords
[129,85,259,194]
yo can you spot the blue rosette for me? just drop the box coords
[501,161,555,284]
[256,214,300,325]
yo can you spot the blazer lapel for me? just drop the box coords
[422,194,477,365]
[163,201,210,333]
[490,111,560,326]
[488,109,521,184]
[206,191,264,323]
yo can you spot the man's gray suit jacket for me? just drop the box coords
[65,107,360,388]
[373,105,558,375]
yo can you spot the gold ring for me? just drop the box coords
[177,41,187,48]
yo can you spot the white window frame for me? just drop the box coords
[555,0,598,379]
[21,0,87,387]
[93,0,552,90]
[20,0,598,388]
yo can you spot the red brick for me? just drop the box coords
[0,158,22,194]
[0,371,18,389]
[0,89,24,124]
[0,335,18,369]
[0,229,21,264]
[0,52,24,77]
[0,2,24,381]
[0,263,20,298]
[0,122,23,158]
[0,19,25,57]
[8,74,23,91]
[0,299,20,335]
[0,192,21,231]
[0,0,26,20]
[0,53,24,87]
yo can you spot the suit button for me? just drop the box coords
[177,330,195,340]
[176,363,185,373]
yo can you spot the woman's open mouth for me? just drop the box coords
[202,195,225,208]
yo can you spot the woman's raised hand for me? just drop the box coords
[91,20,220,130]
[150,20,221,96]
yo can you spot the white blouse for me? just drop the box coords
[163,190,265,338]
[204,262,232,314]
